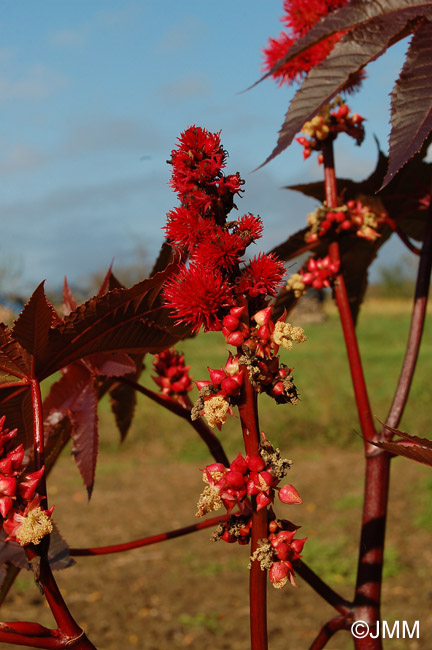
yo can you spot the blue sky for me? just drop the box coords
[0,1,412,296]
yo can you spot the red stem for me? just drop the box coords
[383,216,421,255]
[308,616,350,650]
[295,561,351,616]
[323,140,385,650]
[69,514,229,556]
[116,377,229,465]
[27,382,97,648]
[384,197,432,432]
[237,367,268,650]
[323,142,377,448]
[30,380,47,502]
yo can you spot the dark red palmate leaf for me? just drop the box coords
[44,352,136,496]
[260,14,418,169]
[275,143,432,321]
[383,20,432,187]
[34,255,189,380]
[107,354,144,442]
[256,0,430,87]
[62,277,78,317]
[0,324,31,387]
[252,0,432,180]
[11,283,60,375]
[92,269,146,442]
[373,425,432,465]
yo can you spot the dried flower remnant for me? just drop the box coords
[203,395,231,429]
[273,322,307,350]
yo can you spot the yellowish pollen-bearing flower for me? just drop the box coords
[196,485,222,517]
[15,508,53,546]
[285,273,306,298]
[273,322,307,350]
[203,395,230,428]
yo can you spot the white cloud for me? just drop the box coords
[158,75,212,102]
[61,116,163,156]
[0,64,66,101]
[0,144,46,175]
[155,17,207,54]
[51,27,88,47]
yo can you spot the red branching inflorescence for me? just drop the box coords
[163,127,286,332]
[262,0,350,86]
[163,126,307,593]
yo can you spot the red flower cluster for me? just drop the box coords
[152,348,193,397]
[163,127,285,334]
[286,256,340,296]
[267,519,306,588]
[197,442,301,530]
[0,416,53,546]
[166,125,243,234]
[262,0,349,86]
[305,200,383,243]
[296,100,365,160]
[192,306,306,430]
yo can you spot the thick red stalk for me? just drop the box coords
[323,140,386,650]
[28,382,98,649]
[69,514,229,556]
[322,142,377,447]
[385,196,432,431]
[237,366,268,650]
[38,556,98,649]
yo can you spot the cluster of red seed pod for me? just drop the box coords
[305,200,382,243]
[286,256,340,297]
[0,416,53,546]
[191,305,306,430]
[267,519,307,588]
[197,440,306,589]
[296,99,365,161]
[152,348,193,397]
[197,442,302,532]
